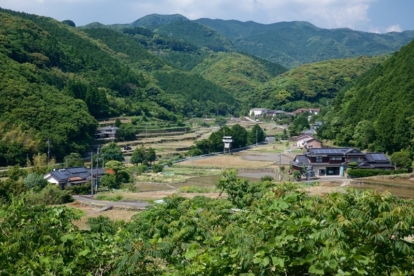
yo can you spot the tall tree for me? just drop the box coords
[101,142,124,162]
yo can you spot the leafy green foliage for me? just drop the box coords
[153,71,239,117]
[2,173,414,275]
[288,114,311,136]
[130,145,157,165]
[191,52,287,103]
[23,185,73,205]
[190,124,264,155]
[319,39,414,155]
[105,160,130,187]
[63,153,84,167]
[251,55,388,110]
[152,164,164,173]
[390,151,412,169]
[23,173,47,191]
[100,142,124,162]
[248,124,266,145]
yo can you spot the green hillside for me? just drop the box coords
[131,13,189,28]
[248,55,389,111]
[0,9,239,165]
[318,39,414,154]
[191,52,287,103]
[196,18,414,68]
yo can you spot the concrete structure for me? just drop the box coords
[222,136,233,154]
[95,126,119,140]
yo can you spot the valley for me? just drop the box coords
[1,7,414,275]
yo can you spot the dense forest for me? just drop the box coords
[196,18,414,68]
[249,55,389,111]
[1,171,413,275]
[318,38,414,156]
[0,9,240,165]
[86,13,414,69]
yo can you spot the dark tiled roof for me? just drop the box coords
[46,167,105,183]
[365,153,389,162]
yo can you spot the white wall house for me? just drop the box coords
[249,108,268,117]
[296,135,314,148]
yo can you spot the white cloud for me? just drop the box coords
[385,24,401,33]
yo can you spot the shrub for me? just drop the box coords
[24,185,73,205]
[23,173,48,191]
[66,183,91,195]
[347,169,393,178]
[136,164,148,175]
[152,164,164,173]
[260,175,274,182]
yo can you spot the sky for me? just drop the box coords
[0,0,413,33]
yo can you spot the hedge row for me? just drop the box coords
[347,168,408,178]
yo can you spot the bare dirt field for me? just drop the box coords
[178,154,275,169]
[68,201,139,230]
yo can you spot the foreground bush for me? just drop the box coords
[23,185,73,205]
[1,172,413,275]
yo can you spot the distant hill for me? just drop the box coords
[248,55,389,111]
[191,52,287,104]
[318,39,414,154]
[196,18,414,68]
[131,13,189,28]
[84,14,414,68]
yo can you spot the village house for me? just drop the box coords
[303,138,323,149]
[293,108,320,115]
[296,134,315,148]
[290,148,394,177]
[95,126,119,140]
[249,108,269,117]
[44,167,106,190]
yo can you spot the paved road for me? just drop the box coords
[73,195,150,210]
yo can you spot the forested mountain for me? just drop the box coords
[0,9,239,165]
[132,13,188,27]
[84,14,236,53]
[248,55,389,111]
[86,14,414,69]
[196,18,414,68]
[318,39,414,155]
[191,52,287,105]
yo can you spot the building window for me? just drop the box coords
[350,157,359,162]
[316,156,323,162]
[330,157,342,161]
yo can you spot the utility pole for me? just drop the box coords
[47,138,51,166]
[279,153,282,181]
[90,152,94,196]
[95,147,100,192]
[256,129,258,146]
